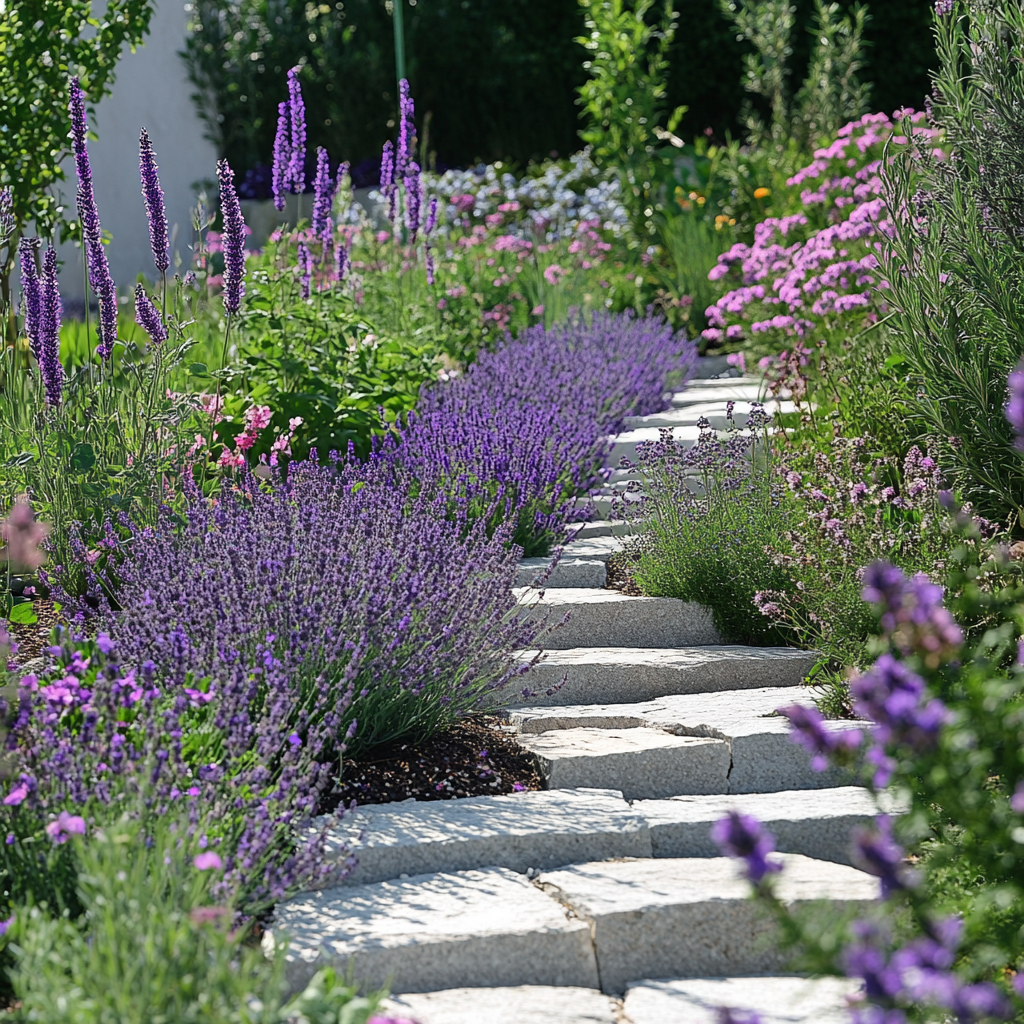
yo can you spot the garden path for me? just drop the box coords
[268,366,875,1024]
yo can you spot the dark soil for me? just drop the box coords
[605,550,644,596]
[8,598,59,665]
[328,716,544,809]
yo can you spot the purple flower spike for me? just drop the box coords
[851,816,911,897]
[297,239,312,299]
[780,703,862,770]
[380,140,396,224]
[69,76,118,360]
[18,237,42,361]
[0,187,13,241]
[39,247,64,406]
[1007,359,1024,449]
[404,161,423,241]
[216,159,246,315]
[396,78,415,180]
[336,239,349,282]
[45,810,86,844]
[425,195,438,236]
[286,66,306,194]
[272,101,291,212]
[311,146,334,244]
[710,811,782,883]
[716,1010,765,1024]
[134,284,168,346]
[139,128,169,274]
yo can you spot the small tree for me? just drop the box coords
[0,0,155,334]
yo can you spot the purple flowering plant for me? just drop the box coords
[714,524,1024,1021]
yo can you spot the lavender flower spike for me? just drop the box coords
[39,247,64,406]
[272,101,291,212]
[134,284,168,345]
[311,146,333,244]
[139,128,169,274]
[380,140,396,224]
[0,187,14,242]
[396,77,414,180]
[425,195,438,236]
[216,159,246,315]
[710,811,782,884]
[69,76,118,359]
[404,160,423,241]
[286,66,307,194]
[1006,358,1024,450]
[297,239,312,299]
[18,237,42,361]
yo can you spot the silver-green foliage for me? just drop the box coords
[882,0,1024,520]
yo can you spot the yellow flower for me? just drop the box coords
[753,187,771,199]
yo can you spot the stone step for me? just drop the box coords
[511,688,860,796]
[605,426,700,467]
[560,536,626,564]
[516,557,607,589]
[269,866,601,994]
[670,383,769,407]
[515,646,814,707]
[271,856,875,997]
[325,788,651,887]
[537,854,878,993]
[635,787,879,865]
[570,493,641,521]
[623,399,796,430]
[564,520,633,540]
[383,985,620,1024]
[623,976,859,1024]
[515,589,721,649]
[519,728,731,800]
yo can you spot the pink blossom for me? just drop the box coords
[1,497,49,572]
[244,404,272,431]
[3,782,29,806]
[46,811,86,844]
[193,851,224,871]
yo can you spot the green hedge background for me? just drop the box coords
[185,0,937,182]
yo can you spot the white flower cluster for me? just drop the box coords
[366,149,629,241]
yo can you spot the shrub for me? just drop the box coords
[6,814,384,1023]
[61,462,542,758]
[882,0,1024,520]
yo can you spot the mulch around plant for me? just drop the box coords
[605,550,644,597]
[328,716,544,809]
[8,598,59,665]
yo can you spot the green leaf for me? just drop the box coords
[70,443,97,472]
[188,362,209,376]
[8,602,37,626]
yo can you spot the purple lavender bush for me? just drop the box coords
[380,310,695,555]
[59,458,544,758]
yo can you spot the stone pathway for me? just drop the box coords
[268,367,875,1022]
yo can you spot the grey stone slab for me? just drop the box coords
[519,728,731,800]
[623,976,859,1024]
[539,855,878,993]
[563,520,634,540]
[384,986,620,1024]
[624,399,797,430]
[671,384,769,407]
[605,426,700,467]
[516,557,607,589]
[560,536,627,563]
[323,788,652,886]
[268,866,600,993]
[514,647,815,707]
[509,688,861,795]
[515,588,721,649]
[635,787,880,865]
[691,357,750,379]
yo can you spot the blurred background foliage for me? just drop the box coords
[184,0,937,188]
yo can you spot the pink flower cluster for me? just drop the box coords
[217,406,304,470]
[703,111,943,351]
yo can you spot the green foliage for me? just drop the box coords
[883,0,1024,523]
[719,0,871,149]
[6,814,385,1023]
[0,0,154,311]
[219,237,442,463]
[575,0,682,239]
[0,282,209,595]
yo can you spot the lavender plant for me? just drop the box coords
[56,460,544,758]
